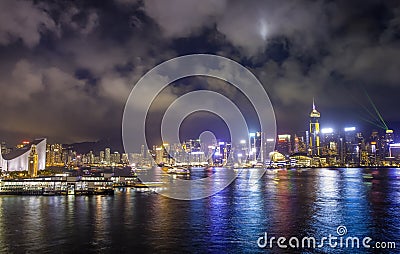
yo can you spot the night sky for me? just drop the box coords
[1,0,400,146]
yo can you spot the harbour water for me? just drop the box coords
[0,168,398,253]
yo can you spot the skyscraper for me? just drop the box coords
[100,151,105,162]
[105,148,111,164]
[249,132,264,162]
[309,99,321,156]
[344,127,359,165]
[293,134,307,154]
[276,134,291,156]
[384,129,394,158]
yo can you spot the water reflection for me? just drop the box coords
[0,168,397,253]
[314,169,342,233]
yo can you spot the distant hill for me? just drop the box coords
[64,138,124,154]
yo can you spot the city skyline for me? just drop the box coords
[2,110,399,155]
[0,1,400,145]
[2,106,399,170]
[2,98,399,150]
[0,2,399,253]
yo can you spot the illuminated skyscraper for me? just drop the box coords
[384,129,394,157]
[100,151,105,162]
[344,127,361,165]
[248,132,265,162]
[105,148,111,164]
[45,144,63,166]
[320,128,338,158]
[309,99,321,156]
[121,153,129,164]
[155,146,164,164]
[111,151,121,164]
[276,134,291,156]
[293,134,307,154]
[140,144,146,162]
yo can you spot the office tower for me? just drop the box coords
[112,152,121,164]
[367,131,379,165]
[88,151,94,164]
[46,144,51,166]
[293,135,300,153]
[293,134,307,154]
[62,150,68,165]
[276,134,291,156]
[385,129,394,143]
[155,146,164,164]
[238,139,248,161]
[105,148,111,164]
[344,127,359,165]
[121,153,128,164]
[212,141,230,165]
[249,132,264,162]
[383,129,394,158]
[309,99,321,156]
[255,132,264,162]
[140,145,146,159]
[320,128,338,158]
[53,144,62,165]
[45,143,63,166]
[356,132,365,165]
[100,151,105,162]
[249,133,256,162]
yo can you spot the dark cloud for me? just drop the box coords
[0,0,400,145]
[0,0,56,47]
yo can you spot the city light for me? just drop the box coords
[1,100,398,182]
[278,134,290,140]
[190,151,204,155]
[321,128,334,134]
[0,2,398,251]
[344,127,356,132]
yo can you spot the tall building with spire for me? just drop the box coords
[309,99,321,156]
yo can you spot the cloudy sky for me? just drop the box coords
[0,0,400,146]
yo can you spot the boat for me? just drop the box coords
[166,167,190,175]
[0,176,114,196]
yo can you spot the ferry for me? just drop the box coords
[166,167,190,175]
[0,176,114,195]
